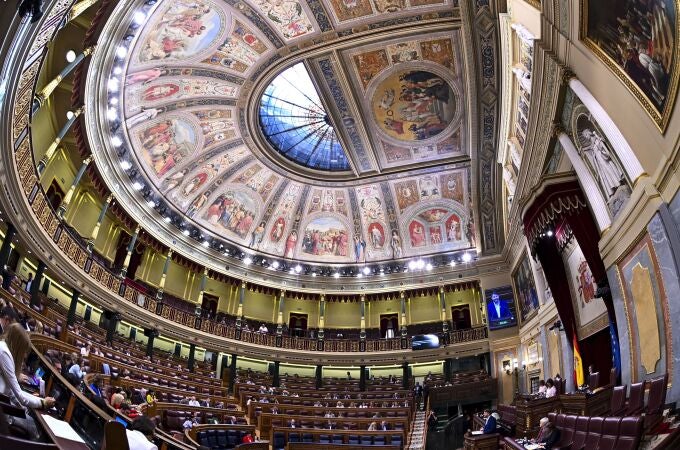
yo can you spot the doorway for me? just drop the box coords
[288,313,308,337]
[380,313,398,338]
[450,305,471,330]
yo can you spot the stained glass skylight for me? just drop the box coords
[259,63,350,172]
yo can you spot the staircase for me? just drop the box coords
[406,408,427,450]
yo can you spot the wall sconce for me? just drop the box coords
[503,359,512,375]
[521,360,527,370]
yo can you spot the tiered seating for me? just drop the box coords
[270,427,404,450]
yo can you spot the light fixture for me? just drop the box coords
[113,67,122,75]
[425,263,433,271]
[164,216,171,223]
[132,181,143,190]
[408,260,416,270]
[416,259,425,270]
[362,266,370,275]
[182,229,190,236]
[65,50,76,63]
[357,273,363,279]
[272,261,279,269]
[311,272,317,277]
[146,200,155,208]
[202,241,209,248]
[66,110,74,120]
[108,78,119,92]
[116,46,128,58]
[243,256,252,265]
[462,253,472,263]
[294,264,302,273]
[133,11,146,25]
[106,108,118,120]
[112,137,123,148]
[449,260,456,267]
[333,272,340,279]
[110,97,118,106]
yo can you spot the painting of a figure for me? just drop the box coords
[512,253,540,322]
[137,119,196,177]
[582,0,679,129]
[367,222,385,249]
[202,190,259,239]
[300,217,349,258]
[372,70,455,141]
[354,50,390,89]
[138,0,223,62]
[328,0,373,23]
[445,214,462,242]
[409,221,427,247]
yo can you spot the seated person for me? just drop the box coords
[538,379,547,395]
[534,417,560,450]
[545,379,557,398]
[367,421,378,431]
[126,416,158,450]
[242,432,255,444]
[481,409,497,434]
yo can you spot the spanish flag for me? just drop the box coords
[573,333,585,387]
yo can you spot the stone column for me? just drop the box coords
[566,75,645,183]
[120,225,140,278]
[196,267,208,306]
[144,329,158,359]
[88,194,112,252]
[0,222,17,282]
[315,365,323,389]
[30,260,46,308]
[555,127,612,231]
[188,343,196,373]
[359,365,366,392]
[359,294,367,352]
[33,46,95,113]
[229,354,238,394]
[317,294,325,351]
[37,107,84,175]
[57,155,93,219]
[273,361,280,388]
[156,249,173,299]
[106,312,121,343]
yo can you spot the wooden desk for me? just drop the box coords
[514,396,560,438]
[33,412,91,450]
[288,443,400,450]
[269,427,405,447]
[463,432,500,450]
[248,402,411,424]
[559,386,613,416]
[429,379,497,406]
[258,412,408,437]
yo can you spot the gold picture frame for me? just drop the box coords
[579,0,680,132]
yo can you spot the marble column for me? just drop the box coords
[120,225,140,278]
[88,194,112,252]
[58,155,93,219]
[37,107,84,175]
[188,344,196,373]
[156,249,173,299]
[33,47,95,113]
[30,260,46,308]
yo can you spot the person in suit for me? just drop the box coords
[380,420,390,431]
[481,409,497,434]
[487,292,511,321]
[0,306,17,335]
[537,420,560,450]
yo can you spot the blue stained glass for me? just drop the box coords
[259,63,350,171]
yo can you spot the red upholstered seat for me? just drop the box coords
[626,382,645,415]
[617,416,644,450]
[584,416,603,450]
[571,416,590,450]
[609,385,626,416]
[646,373,668,416]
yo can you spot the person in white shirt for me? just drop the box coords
[126,416,158,450]
[545,379,557,398]
[538,380,547,395]
[0,324,56,437]
[258,324,268,333]
[68,357,85,382]
[81,344,91,357]
[188,396,200,407]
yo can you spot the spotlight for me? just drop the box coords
[426,263,433,271]
[116,46,128,58]
[113,67,122,75]
[408,260,416,270]
[462,253,472,263]
[295,265,302,273]
[243,256,252,265]
[133,11,146,25]
[546,230,554,237]
[311,272,317,277]
[272,261,279,269]
[66,110,74,120]
[108,79,119,92]
[112,137,123,148]
[333,272,340,279]
[146,200,155,208]
[164,216,171,223]
[449,260,456,267]
[362,266,370,275]
[202,241,209,248]
[65,50,76,63]
[416,259,425,270]
[132,181,143,190]
[182,229,190,236]
[357,273,363,278]
[106,108,118,120]
[109,97,118,105]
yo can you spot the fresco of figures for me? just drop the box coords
[201,190,260,239]
[137,0,224,62]
[203,20,269,72]
[299,217,350,259]
[373,70,455,141]
[564,242,608,333]
[125,78,239,113]
[512,252,540,323]
[583,0,678,128]
[136,118,197,177]
[252,0,314,40]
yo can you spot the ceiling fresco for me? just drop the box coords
[86,0,502,269]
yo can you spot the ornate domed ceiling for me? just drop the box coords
[84,0,502,275]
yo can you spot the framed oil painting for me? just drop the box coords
[580,0,680,131]
[512,251,540,323]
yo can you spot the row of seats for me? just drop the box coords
[164,410,247,431]
[196,428,255,449]
[272,431,403,450]
[609,374,667,427]
[504,413,643,450]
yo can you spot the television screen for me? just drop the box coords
[115,416,128,428]
[411,334,440,350]
[484,286,517,330]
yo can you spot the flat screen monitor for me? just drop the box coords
[115,415,128,428]
[411,334,440,350]
[484,285,518,330]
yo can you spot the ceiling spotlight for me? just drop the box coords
[116,46,128,58]
[66,110,74,120]
[546,230,554,237]
[133,11,146,25]
[112,137,123,148]
[109,97,118,106]
[416,259,425,270]
[449,260,457,267]
[462,253,472,263]
[146,200,155,208]
[106,108,118,120]
[333,272,340,279]
[132,181,143,190]
[362,266,370,275]
[65,50,76,63]
[311,272,317,277]
[408,260,416,270]
[108,79,119,92]
[164,216,171,223]
[357,273,363,278]
[243,256,252,265]
[294,264,302,273]
[202,241,209,248]
[272,261,279,269]
[113,66,122,75]
[182,229,190,236]
[426,263,433,271]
